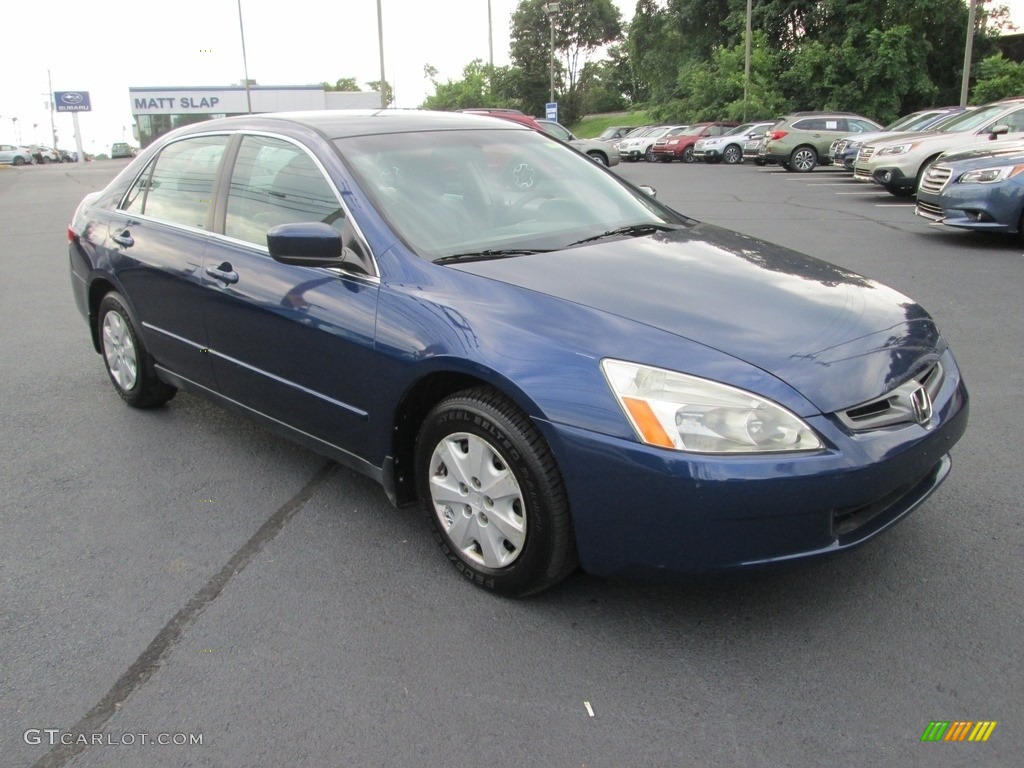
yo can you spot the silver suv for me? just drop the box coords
[694,122,776,164]
[853,99,1024,196]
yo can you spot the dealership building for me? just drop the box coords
[128,84,381,146]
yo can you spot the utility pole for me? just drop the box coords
[46,69,58,149]
[743,0,752,122]
[960,0,978,106]
[237,0,253,113]
[377,0,387,108]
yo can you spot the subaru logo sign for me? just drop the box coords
[54,91,92,113]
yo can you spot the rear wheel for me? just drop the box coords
[416,387,576,596]
[790,146,818,172]
[13,156,25,166]
[98,293,176,408]
[723,145,742,164]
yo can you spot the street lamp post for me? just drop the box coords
[543,2,560,106]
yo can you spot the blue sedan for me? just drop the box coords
[916,143,1024,236]
[68,110,968,595]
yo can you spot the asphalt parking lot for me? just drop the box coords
[2,158,1021,767]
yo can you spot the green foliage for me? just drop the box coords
[971,53,1024,103]
[421,61,526,112]
[421,0,1019,125]
[509,0,624,123]
[570,111,652,138]
[321,78,360,92]
[366,80,394,107]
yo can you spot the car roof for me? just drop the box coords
[166,109,536,141]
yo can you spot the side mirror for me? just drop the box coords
[638,185,657,198]
[267,222,344,268]
[990,124,1009,139]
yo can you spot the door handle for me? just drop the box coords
[205,263,239,285]
[111,229,134,247]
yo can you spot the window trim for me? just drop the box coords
[117,129,378,280]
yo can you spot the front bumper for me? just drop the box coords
[915,182,1024,233]
[537,351,968,580]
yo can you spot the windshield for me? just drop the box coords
[338,128,686,260]
[937,104,1013,133]
[725,124,753,136]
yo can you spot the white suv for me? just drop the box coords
[853,99,1024,197]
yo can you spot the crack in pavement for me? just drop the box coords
[31,460,337,768]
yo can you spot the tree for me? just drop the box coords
[510,0,623,123]
[366,80,394,107]
[971,53,1024,103]
[321,77,361,92]
[421,61,525,112]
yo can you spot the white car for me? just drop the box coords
[617,125,688,162]
[0,144,34,165]
[694,122,777,164]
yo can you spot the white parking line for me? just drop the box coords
[835,191,883,195]
[876,203,916,207]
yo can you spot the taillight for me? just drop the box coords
[67,227,75,242]
[768,130,788,141]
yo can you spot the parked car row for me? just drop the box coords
[0,144,79,165]
[457,109,619,166]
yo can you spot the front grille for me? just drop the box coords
[832,475,921,536]
[835,362,945,432]
[859,145,877,162]
[919,164,953,195]
[833,140,847,155]
[915,200,945,220]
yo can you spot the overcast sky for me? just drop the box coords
[0,0,1019,153]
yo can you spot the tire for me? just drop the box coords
[97,292,176,408]
[682,146,695,163]
[13,156,25,166]
[415,387,576,596]
[780,161,792,171]
[644,146,655,162]
[889,186,915,198]
[790,146,818,172]
[723,144,742,165]
[586,151,609,166]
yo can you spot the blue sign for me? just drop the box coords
[54,91,92,112]
[546,102,558,122]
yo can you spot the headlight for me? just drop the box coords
[957,165,1024,184]
[877,143,915,156]
[668,139,679,145]
[601,359,823,454]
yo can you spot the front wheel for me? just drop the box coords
[644,146,655,162]
[723,145,742,165]
[790,146,818,172]
[98,293,176,408]
[416,387,576,596]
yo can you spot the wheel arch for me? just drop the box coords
[387,367,548,508]
[87,277,121,353]
[586,149,609,166]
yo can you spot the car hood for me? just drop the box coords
[937,142,1024,166]
[449,225,941,414]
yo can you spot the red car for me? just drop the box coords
[651,122,739,163]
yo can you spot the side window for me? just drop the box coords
[541,122,573,141]
[121,135,228,229]
[224,135,343,247]
[793,119,822,131]
[995,109,1024,133]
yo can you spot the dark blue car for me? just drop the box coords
[915,142,1024,237]
[68,110,968,595]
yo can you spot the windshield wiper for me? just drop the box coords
[434,248,551,264]
[567,223,677,247]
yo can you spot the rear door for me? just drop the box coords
[105,133,229,389]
